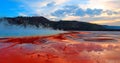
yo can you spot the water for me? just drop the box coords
[0,27,65,37]
[0,21,65,37]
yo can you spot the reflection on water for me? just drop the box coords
[0,21,65,37]
[0,31,120,63]
[0,28,65,37]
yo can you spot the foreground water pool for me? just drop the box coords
[0,31,120,63]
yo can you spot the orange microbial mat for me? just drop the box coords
[0,32,120,63]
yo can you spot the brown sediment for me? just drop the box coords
[0,37,9,40]
[83,37,117,42]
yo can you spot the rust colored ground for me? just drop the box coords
[0,31,120,63]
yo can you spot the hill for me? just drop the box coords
[0,16,119,31]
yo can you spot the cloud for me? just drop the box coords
[17,0,70,16]
[19,13,27,16]
[74,8,86,16]
[51,6,76,17]
[52,5,104,17]
[79,0,120,10]
[90,20,120,26]
[104,10,120,15]
[85,8,103,16]
[46,2,55,7]
[62,16,81,20]
[105,0,120,10]
[14,0,120,26]
[18,0,120,17]
[53,0,70,5]
[88,16,120,25]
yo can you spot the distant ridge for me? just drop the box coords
[103,25,120,29]
[0,16,119,31]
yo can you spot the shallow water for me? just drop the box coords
[0,28,65,37]
[0,31,120,63]
[0,21,65,37]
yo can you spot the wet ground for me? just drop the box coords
[0,31,120,63]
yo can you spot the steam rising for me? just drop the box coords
[0,19,64,37]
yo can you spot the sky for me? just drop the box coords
[0,0,120,26]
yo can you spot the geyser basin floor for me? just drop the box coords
[0,31,120,63]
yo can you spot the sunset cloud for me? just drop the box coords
[0,0,120,26]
